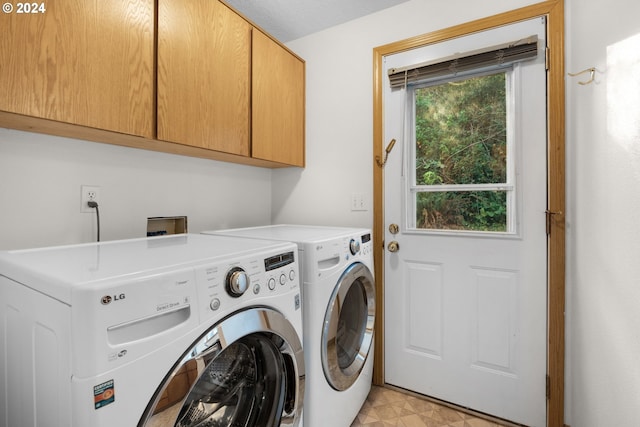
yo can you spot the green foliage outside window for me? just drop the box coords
[414,72,509,231]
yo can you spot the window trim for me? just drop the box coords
[404,67,520,236]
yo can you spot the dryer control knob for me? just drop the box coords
[349,238,361,255]
[226,267,250,297]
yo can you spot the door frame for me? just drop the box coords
[371,2,565,426]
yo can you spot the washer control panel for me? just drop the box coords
[265,251,296,292]
[346,232,372,258]
[196,249,299,321]
[360,232,372,256]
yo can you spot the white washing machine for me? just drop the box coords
[204,225,375,427]
[0,234,304,427]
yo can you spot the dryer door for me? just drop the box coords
[322,262,376,390]
[139,308,304,427]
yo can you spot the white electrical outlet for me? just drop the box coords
[81,185,101,213]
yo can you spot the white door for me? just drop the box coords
[383,18,547,426]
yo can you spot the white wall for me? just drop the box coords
[276,0,539,229]
[0,129,272,250]
[565,0,640,426]
[4,0,640,424]
[279,0,640,426]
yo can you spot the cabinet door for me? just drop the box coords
[0,0,154,138]
[252,30,305,167]
[158,0,251,156]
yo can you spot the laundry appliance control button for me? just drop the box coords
[226,267,250,297]
[349,238,361,255]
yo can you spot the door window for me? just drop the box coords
[408,70,517,234]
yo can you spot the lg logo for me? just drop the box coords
[101,294,126,305]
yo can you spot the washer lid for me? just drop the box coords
[0,234,294,304]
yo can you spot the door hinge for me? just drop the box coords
[545,47,550,71]
[545,211,551,235]
[545,210,562,235]
[546,374,551,399]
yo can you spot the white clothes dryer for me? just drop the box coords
[204,225,375,427]
[0,234,304,427]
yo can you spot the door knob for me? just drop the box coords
[387,241,400,252]
[388,223,399,234]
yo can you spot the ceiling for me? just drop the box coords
[224,0,411,43]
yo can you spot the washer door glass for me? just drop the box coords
[139,308,304,427]
[322,262,375,391]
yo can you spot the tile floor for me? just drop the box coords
[351,386,512,427]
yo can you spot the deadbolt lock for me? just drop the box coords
[388,223,399,234]
[387,241,400,253]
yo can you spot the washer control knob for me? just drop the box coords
[268,277,276,290]
[226,267,250,297]
[210,298,221,311]
[279,274,286,286]
[289,269,295,281]
[349,238,361,255]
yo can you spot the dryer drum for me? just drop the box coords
[176,342,258,426]
[139,308,304,427]
[336,283,368,370]
[322,262,376,391]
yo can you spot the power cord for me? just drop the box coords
[87,200,100,242]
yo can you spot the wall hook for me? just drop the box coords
[568,67,595,85]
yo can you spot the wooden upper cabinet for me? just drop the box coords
[157,0,251,156]
[251,30,305,167]
[0,0,154,138]
[0,0,304,168]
